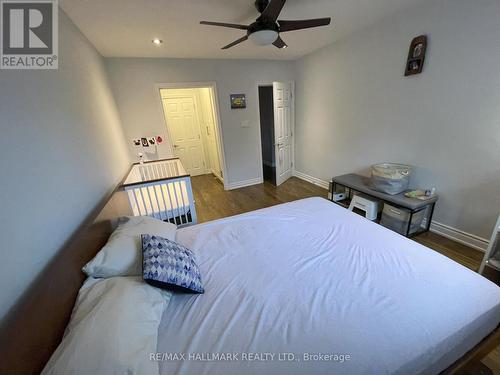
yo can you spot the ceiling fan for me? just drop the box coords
[200,0,331,50]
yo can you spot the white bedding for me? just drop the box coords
[43,277,170,375]
[157,197,500,375]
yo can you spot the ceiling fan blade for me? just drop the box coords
[278,18,331,32]
[260,0,287,22]
[200,21,249,30]
[273,36,288,49]
[222,35,249,50]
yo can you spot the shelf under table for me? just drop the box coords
[330,174,438,238]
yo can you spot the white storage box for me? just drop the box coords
[349,194,380,221]
[380,203,425,236]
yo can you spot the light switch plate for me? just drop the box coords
[241,120,250,128]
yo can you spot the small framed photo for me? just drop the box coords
[413,43,424,58]
[405,35,427,76]
[407,59,421,73]
[230,94,246,109]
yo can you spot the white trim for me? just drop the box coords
[430,221,489,252]
[293,170,330,190]
[207,88,225,182]
[227,177,263,190]
[154,82,228,190]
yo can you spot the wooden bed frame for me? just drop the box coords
[0,167,497,374]
[442,326,500,374]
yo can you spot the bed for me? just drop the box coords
[154,197,500,375]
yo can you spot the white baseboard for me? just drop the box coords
[293,170,489,252]
[212,171,224,183]
[227,177,263,190]
[430,221,489,252]
[293,170,329,190]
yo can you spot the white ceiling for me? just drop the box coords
[60,0,430,60]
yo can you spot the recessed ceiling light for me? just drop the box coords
[152,38,163,46]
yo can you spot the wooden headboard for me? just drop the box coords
[0,181,132,375]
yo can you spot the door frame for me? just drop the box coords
[155,82,228,190]
[255,81,295,185]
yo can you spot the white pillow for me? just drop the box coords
[83,216,177,278]
[42,277,171,375]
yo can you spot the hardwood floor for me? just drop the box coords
[191,174,498,374]
[414,232,484,271]
[483,346,500,374]
[192,174,328,224]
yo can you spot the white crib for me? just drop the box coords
[122,158,197,227]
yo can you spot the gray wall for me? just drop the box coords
[105,58,294,186]
[0,11,130,321]
[294,0,500,239]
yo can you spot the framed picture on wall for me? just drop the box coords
[230,94,246,109]
[405,35,427,76]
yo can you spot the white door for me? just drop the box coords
[162,96,206,176]
[273,82,293,186]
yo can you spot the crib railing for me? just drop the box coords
[122,158,197,227]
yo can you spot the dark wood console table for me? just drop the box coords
[331,173,438,238]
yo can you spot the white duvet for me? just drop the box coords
[157,197,500,375]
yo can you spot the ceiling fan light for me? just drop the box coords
[248,30,279,46]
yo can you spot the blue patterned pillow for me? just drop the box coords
[142,235,204,294]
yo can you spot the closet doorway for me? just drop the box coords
[258,82,294,186]
[258,86,276,185]
[159,84,225,184]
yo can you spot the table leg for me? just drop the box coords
[406,211,414,237]
[426,203,436,232]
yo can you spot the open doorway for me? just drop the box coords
[258,86,276,185]
[258,82,294,187]
[159,86,224,184]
